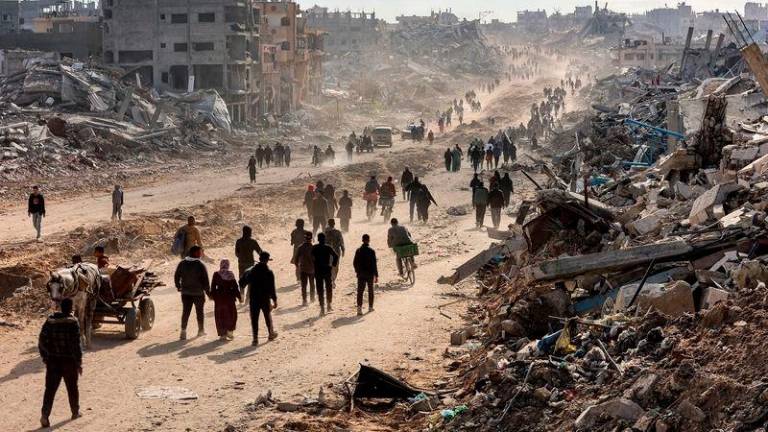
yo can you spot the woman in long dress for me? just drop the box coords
[210,259,242,341]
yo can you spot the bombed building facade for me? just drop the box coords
[304,6,380,55]
[101,0,322,125]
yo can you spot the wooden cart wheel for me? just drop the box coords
[139,298,155,331]
[125,307,140,339]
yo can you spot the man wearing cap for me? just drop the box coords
[240,252,278,345]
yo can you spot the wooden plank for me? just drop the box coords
[741,43,768,98]
[522,240,693,284]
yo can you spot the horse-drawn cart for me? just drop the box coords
[94,265,164,339]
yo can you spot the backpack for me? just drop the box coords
[171,228,186,255]
[473,188,489,206]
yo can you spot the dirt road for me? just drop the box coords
[0,56,568,431]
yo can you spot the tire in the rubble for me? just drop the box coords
[125,307,141,340]
[139,298,155,331]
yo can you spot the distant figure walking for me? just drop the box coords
[28,185,45,240]
[111,185,124,221]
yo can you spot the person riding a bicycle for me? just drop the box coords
[379,177,397,216]
[387,218,416,278]
[364,176,380,219]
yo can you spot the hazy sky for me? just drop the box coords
[307,0,739,22]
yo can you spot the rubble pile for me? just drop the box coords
[389,20,502,75]
[0,55,236,182]
[395,45,768,432]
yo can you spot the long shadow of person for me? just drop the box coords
[177,339,225,358]
[331,315,364,329]
[136,339,189,358]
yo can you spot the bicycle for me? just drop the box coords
[380,197,395,221]
[393,243,419,286]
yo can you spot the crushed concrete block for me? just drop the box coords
[688,182,743,226]
[700,286,729,309]
[627,212,664,236]
[500,319,525,337]
[624,373,658,404]
[575,397,644,429]
[677,400,706,422]
[732,260,768,290]
[450,330,468,346]
[615,281,695,316]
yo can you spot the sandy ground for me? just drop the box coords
[0,56,570,432]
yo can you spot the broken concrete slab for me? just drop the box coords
[614,280,695,316]
[575,397,644,429]
[688,182,744,226]
[522,240,693,284]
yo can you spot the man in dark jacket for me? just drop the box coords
[174,246,210,340]
[324,219,345,288]
[404,177,422,222]
[401,167,414,200]
[235,226,262,277]
[500,173,514,206]
[488,186,506,229]
[240,252,278,345]
[472,182,489,229]
[292,232,315,305]
[28,185,45,240]
[39,298,82,428]
[290,219,311,282]
[311,233,339,316]
[235,225,262,301]
[353,234,378,316]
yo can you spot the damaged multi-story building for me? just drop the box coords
[102,0,322,126]
[304,6,381,56]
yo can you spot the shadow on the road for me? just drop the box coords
[136,339,188,358]
[282,314,321,330]
[25,418,72,431]
[178,339,224,358]
[0,355,43,384]
[277,283,299,294]
[331,315,363,328]
[88,330,136,352]
[207,343,262,364]
[273,304,305,316]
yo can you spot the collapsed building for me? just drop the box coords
[389,18,501,75]
[101,0,323,126]
[304,6,382,56]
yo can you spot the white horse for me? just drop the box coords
[47,263,101,348]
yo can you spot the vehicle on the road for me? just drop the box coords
[380,196,395,221]
[94,266,163,339]
[393,243,419,286]
[401,123,424,141]
[371,126,393,147]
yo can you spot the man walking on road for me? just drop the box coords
[248,155,257,183]
[404,177,422,222]
[353,234,378,316]
[401,167,414,201]
[111,185,124,221]
[28,185,45,240]
[240,252,278,345]
[290,219,310,282]
[235,225,262,300]
[311,191,329,234]
[38,298,82,428]
[324,219,345,288]
[174,246,210,340]
[311,233,339,316]
[488,185,506,229]
[292,232,315,305]
[472,182,489,229]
